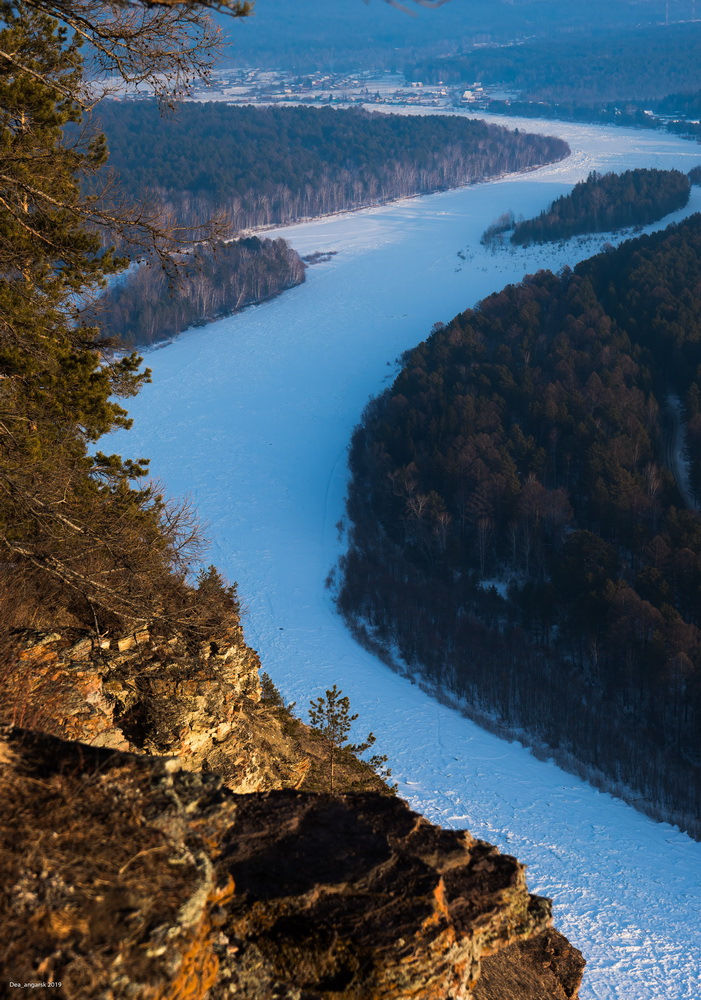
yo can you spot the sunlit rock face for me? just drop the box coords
[0,727,583,1000]
[1,626,263,759]
[215,790,582,1000]
[1,627,389,795]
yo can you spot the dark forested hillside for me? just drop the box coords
[656,90,701,118]
[340,214,701,838]
[225,0,663,71]
[88,237,305,348]
[94,102,569,233]
[508,169,691,245]
[407,22,701,105]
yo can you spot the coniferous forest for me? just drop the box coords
[94,102,570,233]
[340,214,701,838]
[0,2,251,645]
[508,168,691,245]
[88,237,305,347]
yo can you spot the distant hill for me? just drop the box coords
[221,0,670,70]
[407,21,701,104]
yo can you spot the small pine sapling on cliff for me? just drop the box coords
[308,684,391,793]
[260,671,296,712]
[194,565,241,631]
[260,671,285,707]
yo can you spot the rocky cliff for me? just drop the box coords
[0,626,385,794]
[1,726,583,1000]
[0,627,584,999]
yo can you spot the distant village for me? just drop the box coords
[118,65,701,145]
[179,69,497,110]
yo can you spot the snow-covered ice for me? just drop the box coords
[110,117,701,999]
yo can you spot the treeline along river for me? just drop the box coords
[341,215,701,840]
[95,102,569,233]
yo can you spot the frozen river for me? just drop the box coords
[112,116,701,999]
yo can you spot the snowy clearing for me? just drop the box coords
[110,117,701,999]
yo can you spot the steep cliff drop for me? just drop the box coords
[0,628,584,999]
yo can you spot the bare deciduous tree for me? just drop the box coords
[1,0,252,105]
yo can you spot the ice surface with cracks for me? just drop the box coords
[110,116,701,1000]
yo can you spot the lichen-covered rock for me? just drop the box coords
[0,624,585,1000]
[474,932,586,1000]
[0,727,236,1000]
[0,727,584,1000]
[214,790,555,1000]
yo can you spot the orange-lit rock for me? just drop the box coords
[0,727,584,1000]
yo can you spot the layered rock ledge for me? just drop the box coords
[0,726,584,1000]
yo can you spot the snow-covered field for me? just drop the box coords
[111,118,701,999]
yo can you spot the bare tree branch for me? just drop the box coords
[6,0,252,104]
